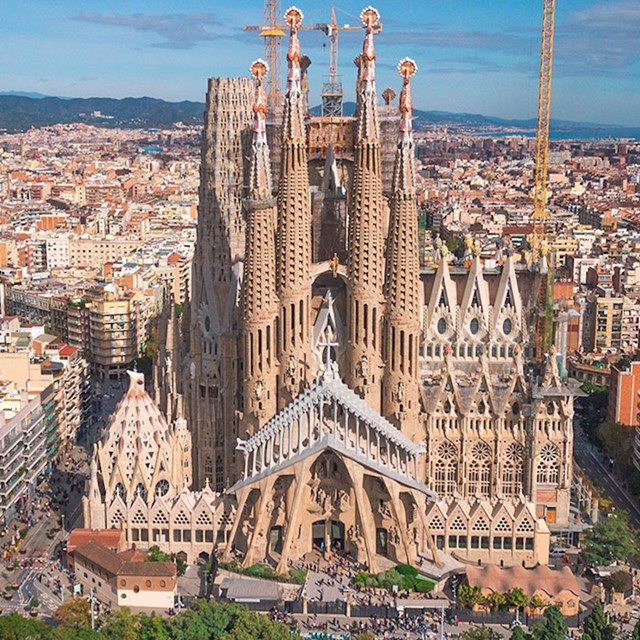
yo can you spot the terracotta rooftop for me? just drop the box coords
[466,564,579,599]
[68,528,125,552]
[118,547,148,562]
[73,541,176,581]
[74,542,124,576]
[59,345,78,357]
[119,561,176,578]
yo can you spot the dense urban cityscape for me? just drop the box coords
[0,1,639,639]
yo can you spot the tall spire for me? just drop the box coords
[281,6,305,142]
[242,60,279,436]
[248,59,272,200]
[276,6,312,404]
[383,58,421,437]
[392,58,417,194]
[346,6,385,411]
[356,6,381,141]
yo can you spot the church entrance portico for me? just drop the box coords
[311,518,345,553]
[225,375,439,573]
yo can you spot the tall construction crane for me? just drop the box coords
[532,0,555,241]
[244,0,286,114]
[245,3,364,117]
[314,7,362,117]
[532,0,556,361]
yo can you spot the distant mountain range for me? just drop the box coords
[0,92,637,138]
[0,95,204,132]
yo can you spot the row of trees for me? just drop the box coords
[456,606,569,640]
[457,585,538,613]
[459,602,640,640]
[583,510,640,566]
[0,599,292,640]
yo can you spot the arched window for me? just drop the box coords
[502,442,524,497]
[134,483,146,501]
[433,441,458,496]
[114,482,126,501]
[468,442,492,497]
[204,456,213,477]
[536,443,560,485]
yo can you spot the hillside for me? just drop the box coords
[0,94,636,138]
[0,96,203,132]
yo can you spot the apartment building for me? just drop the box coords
[589,294,640,353]
[87,289,139,380]
[0,382,54,525]
[68,238,142,269]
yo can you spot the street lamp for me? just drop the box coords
[89,587,97,630]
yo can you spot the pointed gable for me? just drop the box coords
[459,257,491,327]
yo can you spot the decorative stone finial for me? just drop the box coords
[360,6,381,31]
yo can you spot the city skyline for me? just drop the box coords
[1,0,639,126]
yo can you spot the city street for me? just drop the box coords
[573,422,640,528]
[0,377,125,618]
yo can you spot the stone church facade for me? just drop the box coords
[87,6,576,572]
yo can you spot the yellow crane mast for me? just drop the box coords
[533,0,556,238]
[244,0,287,114]
[532,0,556,360]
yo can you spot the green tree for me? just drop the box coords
[0,613,53,640]
[166,609,210,640]
[459,629,502,640]
[146,544,186,576]
[583,599,616,640]
[532,605,567,640]
[99,608,141,640]
[597,421,635,475]
[50,628,101,640]
[632,618,640,640]
[507,587,529,609]
[583,511,640,565]
[508,587,529,624]
[603,570,632,594]
[529,594,547,613]
[484,591,507,611]
[54,598,93,629]
[457,584,483,608]
[136,613,170,640]
[510,627,532,640]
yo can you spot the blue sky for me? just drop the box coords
[2,0,639,125]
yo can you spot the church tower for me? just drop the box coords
[242,60,280,435]
[382,59,421,439]
[346,7,386,411]
[188,77,253,490]
[276,7,313,405]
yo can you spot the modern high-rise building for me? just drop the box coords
[179,6,577,573]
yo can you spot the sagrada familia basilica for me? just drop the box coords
[84,6,578,576]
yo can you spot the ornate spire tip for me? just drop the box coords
[284,6,304,28]
[360,6,381,29]
[398,57,417,79]
[250,59,269,83]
